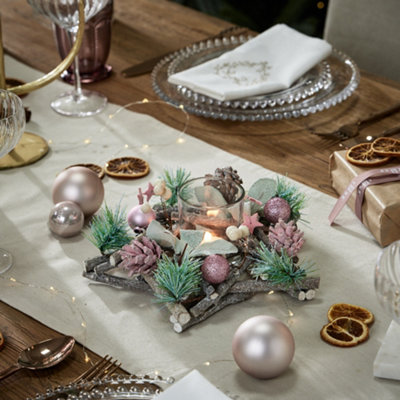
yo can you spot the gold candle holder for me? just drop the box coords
[0,0,85,169]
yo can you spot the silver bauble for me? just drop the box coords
[48,201,84,237]
[232,315,295,379]
[52,166,104,216]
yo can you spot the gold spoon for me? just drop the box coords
[0,336,75,381]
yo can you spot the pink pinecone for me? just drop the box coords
[268,219,304,257]
[119,236,162,276]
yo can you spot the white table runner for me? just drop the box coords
[0,56,397,399]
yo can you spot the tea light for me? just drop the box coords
[177,177,245,239]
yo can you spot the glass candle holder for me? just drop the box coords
[178,176,245,239]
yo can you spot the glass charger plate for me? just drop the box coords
[27,374,173,400]
[151,37,360,121]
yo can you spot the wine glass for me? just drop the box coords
[27,0,108,117]
[374,240,400,379]
[0,89,26,273]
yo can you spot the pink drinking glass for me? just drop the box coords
[53,0,113,84]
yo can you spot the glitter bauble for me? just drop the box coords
[52,167,104,216]
[201,254,230,284]
[127,205,155,228]
[48,201,84,238]
[232,315,295,379]
[264,197,291,224]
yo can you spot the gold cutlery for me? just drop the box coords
[121,26,251,78]
[311,102,400,140]
[0,336,75,381]
[71,354,121,384]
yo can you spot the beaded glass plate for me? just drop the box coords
[27,374,174,400]
[151,36,360,121]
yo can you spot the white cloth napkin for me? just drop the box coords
[168,24,332,101]
[156,370,231,400]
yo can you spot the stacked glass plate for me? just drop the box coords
[152,35,360,121]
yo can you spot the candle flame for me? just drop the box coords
[207,209,219,217]
[202,231,218,243]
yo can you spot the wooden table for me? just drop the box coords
[1,0,400,398]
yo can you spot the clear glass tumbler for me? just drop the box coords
[53,0,113,84]
[178,176,245,239]
[0,90,26,274]
[375,240,400,323]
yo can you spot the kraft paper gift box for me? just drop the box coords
[329,150,400,247]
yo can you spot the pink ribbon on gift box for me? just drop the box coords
[329,165,400,224]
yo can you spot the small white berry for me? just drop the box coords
[238,224,250,238]
[162,187,172,201]
[226,225,241,241]
[141,202,152,213]
[153,179,166,195]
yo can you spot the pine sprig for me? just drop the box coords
[275,176,306,221]
[250,242,314,287]
[153,254,202,303]
[161,168,191,206]
[86,203,132,254]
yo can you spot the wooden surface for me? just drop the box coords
[1,0,400,398]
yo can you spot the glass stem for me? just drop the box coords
[68,31,83,101]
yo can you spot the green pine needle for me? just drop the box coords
[275,176,306,221]
[153,254,202,303]
[161,168,191,206]
[250,242,314,288]
[85,203,132,254]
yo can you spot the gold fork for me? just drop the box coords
[71,354,122,384]
[310,102,400,140]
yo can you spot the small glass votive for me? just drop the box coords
[375,240,400,323]
[53,0,113,84]
[178,176,245,239]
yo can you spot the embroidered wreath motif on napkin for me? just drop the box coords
[214,61,271,86]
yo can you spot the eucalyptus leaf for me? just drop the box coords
[195,186,227,207]
[146,220,180,250]
[189,239,237,257]
[180,229,204,250]
[247,178,277,213]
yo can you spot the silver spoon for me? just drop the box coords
[0,335,75,381]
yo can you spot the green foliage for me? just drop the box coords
[154,254,203,303]
[86,203,132,254]
[275,176,306,221]
[161,168,191,206]
[250,242,314,287]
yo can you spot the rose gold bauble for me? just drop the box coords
[127,205,155,228]
[232,315,295,379]
[52,166,104,216]
[201,254,230,284]
[48,201,84,237]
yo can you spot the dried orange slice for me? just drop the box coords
[371,137,400,156]
[327,303,374,325]
[0,330,4,350]
[320,317,369,347]
[105,157,150,179]
[346,142,391,166]
[66,163,105,179]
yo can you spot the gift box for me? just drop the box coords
[329,150,400,247]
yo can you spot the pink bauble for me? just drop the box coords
[232,315,295,379]
[264,197,291,224]
[127,205,155,228]
[48,201,84,238]
[52,167,104,216]
[201,254,230,284]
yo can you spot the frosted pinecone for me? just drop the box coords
[204,166,243,203]
[268,219,304,257]
[119,236,162,276]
